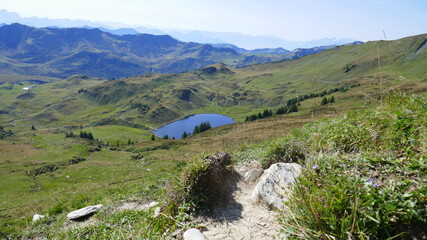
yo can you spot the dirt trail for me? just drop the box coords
[195,165,283,240]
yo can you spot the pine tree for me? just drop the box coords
[330,96,335,103]
[182,131,188,138]
[193,125,200,134]
[151,134,156,141]
[287,103,298,113]
[321,97,329,105]
[88,132,94,140]
[277,107,286,115]
[163,135,169,140]
[31,125,36,130]
[263,109,270,118]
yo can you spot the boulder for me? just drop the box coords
[32,214,45,222]
[252,163,301,209]
[244,168,263,182]
[183,228,206,240]
[66,204,103,220]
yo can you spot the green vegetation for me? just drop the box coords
[0,34,426,239]
[261,94,427,239]
[193,121,212,134]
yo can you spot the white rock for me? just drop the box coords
[148,201,159,208]
[252,163,301,210]
[66,204,103,220]
[244,168,263,182]
[183,228,206,240]
[153,207,161,217]
[32,214,45,222]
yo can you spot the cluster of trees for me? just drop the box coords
[179,121,213,139]
[193,121,212,134]
[276,102,298,115]
[245,101,298,122]
[65,131,94,140]
[245,109,273,122]
[244,85,353,122]
[0,126,13,140]
[321,96,335,105]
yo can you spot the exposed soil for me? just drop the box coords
[193,162,283,240]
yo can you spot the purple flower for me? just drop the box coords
[373,183,379,187]
[312,165,319,170]
[368,179,374,183]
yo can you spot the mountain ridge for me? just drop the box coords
[0,23,348,79]
[0,9,357,50]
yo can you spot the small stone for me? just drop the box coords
[244,168,263,182]
[153,207,161,217]
[183,228,206,240]
[32,214,45,222]
[148,201,158,208]
[66,204,103,220]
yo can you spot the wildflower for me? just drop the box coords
[368,179,374,183]
[312,164,320,174]
[373,183,379,187]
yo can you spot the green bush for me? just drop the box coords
[261,139,306,168]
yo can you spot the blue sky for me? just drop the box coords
[0,0,426,41]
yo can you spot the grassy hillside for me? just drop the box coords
[43,34,427,127]
[1,34,426,130]
[0,34,426,238]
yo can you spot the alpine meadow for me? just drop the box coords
[0,6,426,240]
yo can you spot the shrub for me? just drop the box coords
[261,139,306,168]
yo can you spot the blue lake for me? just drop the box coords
[154,113,235,139]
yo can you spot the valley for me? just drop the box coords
[0,31,426,239]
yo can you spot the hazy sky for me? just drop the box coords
[1,0,426,41]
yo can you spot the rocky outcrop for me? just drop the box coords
[66,204,103,220]
[252,163,301,209]
[183,228,206,240]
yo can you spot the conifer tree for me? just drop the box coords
[321,97,329,105]
[182,131,188,138]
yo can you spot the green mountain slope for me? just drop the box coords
[0,33,426,239]
[15,33,424,127]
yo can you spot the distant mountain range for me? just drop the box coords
[0,23,360,79]
[0,9,357,50]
